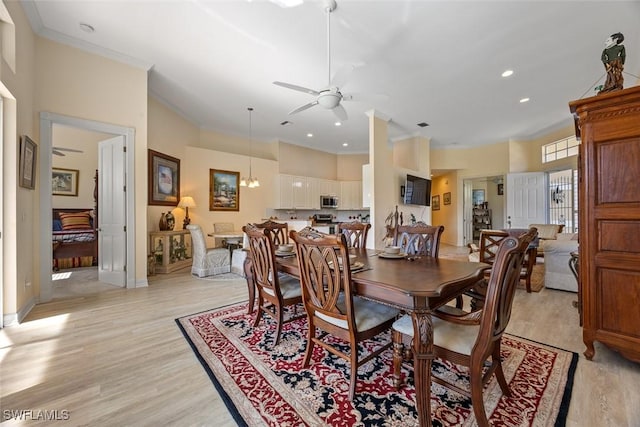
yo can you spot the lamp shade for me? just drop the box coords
[178,196,196,208]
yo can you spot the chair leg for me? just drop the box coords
[470,367,490,427]
[253,296,263,328]
[302,324,315,368]
[392,329,405,389]
[493,344,511,396]
[349,341,359,400]
[273,306,284,346]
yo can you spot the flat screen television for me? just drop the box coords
[403,174,432,206]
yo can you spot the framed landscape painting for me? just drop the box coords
[148,149,180,206]
[210,169,239,211]
[52,168,79,196]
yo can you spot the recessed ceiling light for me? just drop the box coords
[307,133,313,137]
[502,69,514,77]
[334,121,342,126]
[79,22,95,33]
[342,142,348,147]
[519,97,530,103]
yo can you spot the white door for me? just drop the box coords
[98,136,126,286]
[506,172,547,229]
[463,179,474,245]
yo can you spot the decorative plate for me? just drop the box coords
[378,252,407,259]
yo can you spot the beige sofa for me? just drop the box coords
[539,233,578,292]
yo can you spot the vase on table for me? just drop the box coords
[159,212,168,231]
[165,212,175,230]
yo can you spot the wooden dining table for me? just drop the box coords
[243,247,490,426]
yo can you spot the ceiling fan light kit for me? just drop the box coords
[273,0,358,122]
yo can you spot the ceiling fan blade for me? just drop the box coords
[332,104,348,121]
[53,146,84,153]
[330,62,365,88]
[289,100,319,115]
[52,149,65,157]
[273,81,320,96]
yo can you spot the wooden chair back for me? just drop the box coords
[393,222,444,257]
[477,229,510,264]
[479,227,537,341]
[243,224,282,300]
[290,227,355,331]
[253,219,289,246]
[338,221,371,248]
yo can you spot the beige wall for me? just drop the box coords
[51,126,105,209]
[182,146,278,239]
[3,0,37,319]
[35,37,148,290]
[336,154,368,181]
[431,172,458,246]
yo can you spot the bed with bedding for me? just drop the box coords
[52,171,98,270]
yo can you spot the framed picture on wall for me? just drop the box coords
[19,135,37,189]
[148,149,180,206]
[443,192,451,205]
[497,183,504,195]
[432,195,440,211]
[52,168,79,196]
[210,169,240,211]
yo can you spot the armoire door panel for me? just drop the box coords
[598,269,640,337]
[596,138,640,204]
[599,221,640,253]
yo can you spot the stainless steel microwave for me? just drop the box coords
[320,195,339,209]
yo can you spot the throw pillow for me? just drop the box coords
[59,211,92,230]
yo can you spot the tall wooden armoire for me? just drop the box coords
[569,85,640,363]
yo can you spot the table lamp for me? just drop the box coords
[178,196,196,229]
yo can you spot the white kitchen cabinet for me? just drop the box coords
[277,174,294,209]
[277,174,317,209]
[339,181,362,210]
[318,179,339,196]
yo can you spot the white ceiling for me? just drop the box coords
[22,0,640,154]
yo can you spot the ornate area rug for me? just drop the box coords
[176,302,577,427]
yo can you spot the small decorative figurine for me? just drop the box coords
[599,32,625,94]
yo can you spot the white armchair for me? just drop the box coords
[187,225,231,277]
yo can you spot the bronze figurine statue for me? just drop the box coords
[599,32,625,94]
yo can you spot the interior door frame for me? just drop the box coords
[39,112,136,302]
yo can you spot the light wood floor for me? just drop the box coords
[2,246,639,426]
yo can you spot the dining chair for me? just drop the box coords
[465,228,539,310]
[393,222,444,257]
[337,221,371,248]
[243,220,293,314]
[253,219,289,246]
[289,227,400,400]
[243,223,304,346]
[391,227,536,427]
[186,224,231,277]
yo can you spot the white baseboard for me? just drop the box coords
[135,279,149,288]
[3,296,36,326]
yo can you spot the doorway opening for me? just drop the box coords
[39,113,136,303]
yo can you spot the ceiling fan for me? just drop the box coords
[273,0,357,121]
[52,146,84,156]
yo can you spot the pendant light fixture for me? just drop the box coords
[240,107,260,188]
